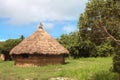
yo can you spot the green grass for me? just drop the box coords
[0,57,118,80]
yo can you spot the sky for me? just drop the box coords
[0,0,88,41]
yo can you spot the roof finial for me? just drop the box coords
[38,23,43,29]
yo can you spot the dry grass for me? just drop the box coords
[10,28,69,55]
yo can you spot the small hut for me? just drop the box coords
[10,24,69,67]
[0,53,11,61]
[0,54,5,61]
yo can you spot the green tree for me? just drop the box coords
[1,39,22,54]
[0,38,22,60]
[20,35,25,40]
[0,42,5,54]
[58,31,96,58]
[79,39,96,57]
[79,0,120,45]
[95,41,114,57]
[78,0,120,79]
[57,31,80,58]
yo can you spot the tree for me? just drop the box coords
[0,42,5,54]
[57,31,96,58]
[0,38,22,60]
[79,0,120,45]
[1,39,22,53]
[78,0,120,79]
[20,35,25,40]
[57,31,80,58]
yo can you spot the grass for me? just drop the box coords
[0,57,118,80]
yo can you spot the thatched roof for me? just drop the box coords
[10,24,69,55]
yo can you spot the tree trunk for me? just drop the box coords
[118,74,120,80]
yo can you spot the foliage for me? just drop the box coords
[0,38,22,54]
[96,42,114,57]
[78,40,114,57]
[79,40,96,57]
[78,0,120,45]
[20,35,25,40]
[0,42,4,54]
[112,46,120,73]
[0,57,117,80]
[58,31,114,58]
[77,0,119,58]
[57,32,80,58]
[91,70,117,80]
[78,0,120,75]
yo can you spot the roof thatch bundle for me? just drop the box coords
[10,24,69,55]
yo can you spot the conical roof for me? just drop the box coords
[10,24,69,55]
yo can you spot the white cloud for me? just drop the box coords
[0,0,88,25]
[62,25,78,33]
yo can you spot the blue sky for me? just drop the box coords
[0,0,88,41]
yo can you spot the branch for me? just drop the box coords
[100,25,120,45]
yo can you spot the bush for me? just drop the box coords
[95,42,114,57]
[70,40,96,58]
[78,40,96,57]
[112,47,120,73]
[0,38,22,55]
[58,32,115,58]
[91,70,118,80]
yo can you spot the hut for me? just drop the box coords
[0,54,5,61]
[0,53,11,61]
[0,41,12,61]
[10,24,69,67]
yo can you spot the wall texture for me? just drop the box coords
[12,54,65,67]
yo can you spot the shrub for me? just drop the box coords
[78,40,96,57]
[95,42,114,57]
